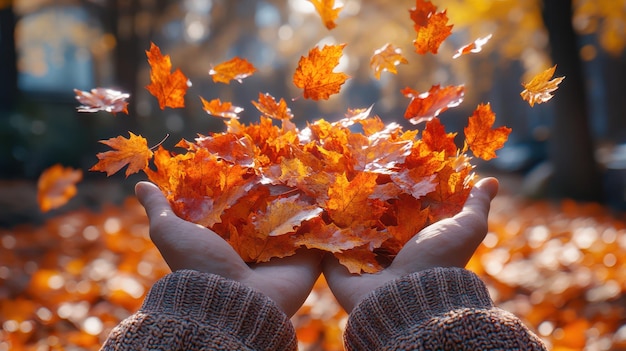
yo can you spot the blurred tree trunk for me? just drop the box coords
[0,3,18,113]
[602,55,626,143]
[541,0,603,201]
[107,0,141,116]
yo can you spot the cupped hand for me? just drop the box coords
[322,177,499,313]
[135,181,322,317]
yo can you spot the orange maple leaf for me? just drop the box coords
[74,88,129,114]
[90,132,154,177]
[309,0,343,30]
[463,103,511,160]
[252,93,294,120]
[37,164,83,212]
[424,164,474,223]
[254,195,323,237]
[409,0,437,27]
[326,172,384,228]
[200,97,244,119]
[409,0,453,54]
[388,195,430,244]
[293,44,350,100]
[422,117,458,156]
[370,43,408,80]
[453,34,493,59]
[403,84,465,124]
[209,57,256,84]
[145,42,189,109]
[334,245,383,274]
[520,65,565,107]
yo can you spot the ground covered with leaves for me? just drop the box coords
[1,177,625,351]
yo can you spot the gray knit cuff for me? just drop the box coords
[140,269,297,350]
[344,267,495,350]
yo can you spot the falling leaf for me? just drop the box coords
[252,93,294,120]
[209,57,256,84]
[453,33,493,59]
[145,42,189,109]
[409,0,453,54]
[403,84,465,124]
[309,0,343,30]
[520,65,565,107]
[293,44,350,100]
[200,97,244,119]
[463,103,511,160]
[90,132,154,177]
[74,88,130,115]
[370,43,409,80]
[37,164,83,212]
[408,0,437,27]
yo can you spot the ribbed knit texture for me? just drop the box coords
[100,269,297,351]
[343,267,547,350]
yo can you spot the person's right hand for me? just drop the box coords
[135,181,323,317]
[322,177,499,312]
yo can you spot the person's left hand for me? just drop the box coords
[322,177,499,313]
[135,181,323,317]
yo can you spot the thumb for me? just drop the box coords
[135,181,174,221]
[459,177,499,220]
[444,176,499,249]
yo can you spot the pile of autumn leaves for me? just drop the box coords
[37,0,563,273]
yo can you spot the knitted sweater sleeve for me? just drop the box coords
[100,269,297,351]
[344,267,547,351]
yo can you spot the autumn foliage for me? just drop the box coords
[31,0,538,274]
[5,190,626,350]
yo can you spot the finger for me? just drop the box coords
[136,182,250,277]
[463,177,499,214]
[449,176,499,242]
[135,181,175,221]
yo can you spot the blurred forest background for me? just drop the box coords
[1,0,626,209]
[1,0,626,350]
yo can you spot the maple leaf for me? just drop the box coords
[463,103,511,160]
[295,219,368,253]
[145,42,189,109]
[326,172,385,228]
[252,93,294,120]
[453,33,493,59]
[209,57,256,84]
[200,97,244,119]
[37,164,83,212]
[90,132,154,177]
[403,84,465,124]
[254,195,323,237]
[309,0,343,30]
[424,164,474,223]
[334,245,383,274]
[74,88,129,114]
[520,65,565,107]
[409,0,453,54]
[388,195,430,244]
[422,117,458,156]
[370,43,408,80]
[293,44,350,100]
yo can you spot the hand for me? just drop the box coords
[322,177,499,312]
[135,181,322,317]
